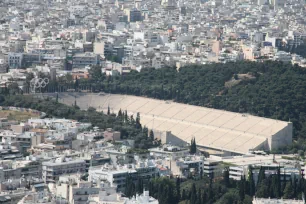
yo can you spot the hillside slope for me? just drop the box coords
[82,61,306,152]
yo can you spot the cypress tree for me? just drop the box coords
[190,183,197,204]
[223,167,230,187]
[190,137,197,154]
[107,106,110,115]
[136,112,141,129]
[283,180,294,199]
[277,166,281,198]
[257,166,265,187]
[208,178,214,202]
[293,175,297,198]
[196,189,202,204]
[56,93,59,103]
[130,115,135,125]
[136,178,143,194]
[176,177,181,202]
[124,110,128,123]
[149,130,154,141]
[249,166,255,196]
[239,176,245,201]
[190,138,194,153]
[271,175,278,198]
[74,77,79,90]
[118,109,122,117]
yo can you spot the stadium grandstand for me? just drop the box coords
[54,93,293,155]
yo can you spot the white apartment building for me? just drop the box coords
[89,165,137,192]
[148,145,189,160]
[42,157,86,183]
[88,181,126,204]
[229,166,248,180]
[203,160,221,178]
[69,181,100,204]
[273,51,292,63]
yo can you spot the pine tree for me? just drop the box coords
[107,106,110,115]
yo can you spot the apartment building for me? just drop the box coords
[42,157,86,183]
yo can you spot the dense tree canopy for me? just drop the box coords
[75,61,306,153]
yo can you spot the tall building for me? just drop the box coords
[127,8,142,22]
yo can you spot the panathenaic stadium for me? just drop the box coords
[52,93,292,155]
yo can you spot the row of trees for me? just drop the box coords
[122,165,306,204]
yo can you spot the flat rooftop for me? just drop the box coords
[53,93,292,154]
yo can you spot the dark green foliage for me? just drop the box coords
[248,166,255,196]
[176,177,181,202]
[257,166,265,186]
[283,179,294,199]
[149,129,154,141]
[140,169,306,204]
[56,93,59,103]
[190,137,197,154]
[68,61,306,152]
[190,183,197,204]
[148,177,177,204]
[125,175,136,197]
[223,168,230,187]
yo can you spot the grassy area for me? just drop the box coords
[0,110,38,122]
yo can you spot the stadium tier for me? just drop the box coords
[55,93,293,155]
